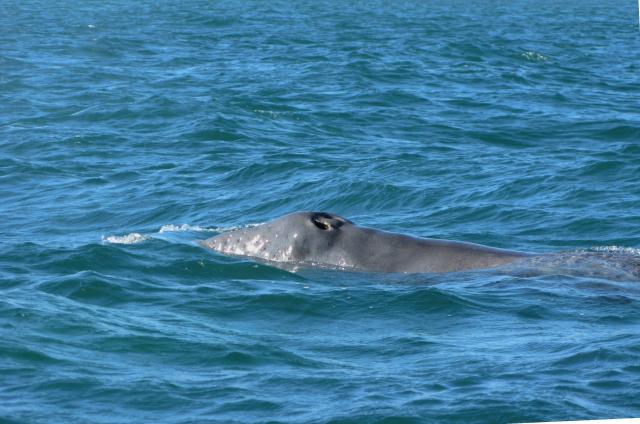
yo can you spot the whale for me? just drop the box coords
[199,211,533,273]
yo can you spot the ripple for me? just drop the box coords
[3,0,640,422]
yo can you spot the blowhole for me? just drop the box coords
[312,216,330,230]
[310,212,345,231]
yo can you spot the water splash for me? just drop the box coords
[158,224,217,233]
[589,246,640,256]
[102,233,149,245]
[102,222,264,245]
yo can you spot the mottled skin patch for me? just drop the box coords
[199,212,532,273]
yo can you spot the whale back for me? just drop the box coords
[200,211,531,273]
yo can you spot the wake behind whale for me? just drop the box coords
[200,211,640,281]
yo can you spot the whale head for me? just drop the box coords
[200,212,354,267]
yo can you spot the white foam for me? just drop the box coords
[590,246,640,255]
[253,109,283,118]
[158,224,217,233]
[103,222,265,246]
[158,222,263,234]
[521,51,550,62]
[212,222,264,233]
[102,233,149,245]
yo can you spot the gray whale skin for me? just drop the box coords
[200,211,532,273]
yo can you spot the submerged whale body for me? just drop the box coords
[200,211,533,273]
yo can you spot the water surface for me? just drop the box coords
[2,0,640,422]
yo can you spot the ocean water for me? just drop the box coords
[2,0,640,422]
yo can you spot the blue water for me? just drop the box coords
[2,0,640,422]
